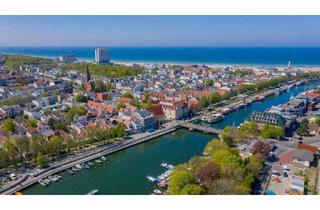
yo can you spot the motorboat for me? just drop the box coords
[38,179,47,186]
[87,189,99,195]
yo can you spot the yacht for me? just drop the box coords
[153,189,162,195]
[38,179,47,186]
[87,189,99,195]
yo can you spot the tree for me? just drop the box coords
[2,118,17,133]
[169,170,196,195]
[315,117,320,126]
[212,149,245,181]
[117,102,126,110]
[26,117,37,128]
[209,92,221,104]
[2,139,19,162]
[94,80,107,93]
[0,150,10,169]
[239,121,259,139]
[220,126,237,145]
[260,124,285,140]
[246,154,264,178]
[75,94,89,103]
[179,184,204,195]
[199,96,209,108]
[296,119,309,136]
[195,162,220,186]
[203,140,229,156]
[252,141,270,158]
[207,178,237,195]
[122,92,133,98]
[53,121,67,131]
[14,136,30,161]
[47,136,63,156]
[66,106,87,124]
[30,135,48,158]
[36,153,48,168]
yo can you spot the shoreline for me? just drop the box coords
[2,51,320,69]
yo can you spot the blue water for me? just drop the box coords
[1,47,320,66]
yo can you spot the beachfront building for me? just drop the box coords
[95,48,110,64]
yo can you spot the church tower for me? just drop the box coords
[86,65,91,82]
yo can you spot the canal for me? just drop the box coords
[23,80,320,195]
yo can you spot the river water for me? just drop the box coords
[23,80,320,195]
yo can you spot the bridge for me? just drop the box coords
[181,122,221,135]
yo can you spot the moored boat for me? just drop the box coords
[87,189,99,195]
[153,189,162,195]
[38,179,47,186]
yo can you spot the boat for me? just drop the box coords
[48,175,59,182]
[153,189,162,195]
[71,166,80,172]
[147,175,156,182]
[95,159,102,163]
[43,178,51,185]
[87,189,99,195]
[160,162,174,169]
[157,181,167,187]
[38,179,47,186]
[55,175,62,180]
[75,164,83,169]
[67,169,75,175]
[82,163,90,169]
[207,113,224,123]
[87,161,94,166]
[221,107,231,114]
[101,156,107,161]
[256,95,265,101]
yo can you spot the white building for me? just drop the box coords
[59,55,77,63]
[95,48,110,64]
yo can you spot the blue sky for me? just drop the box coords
[0,16,320,47]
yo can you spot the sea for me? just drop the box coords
[1,47,320,67]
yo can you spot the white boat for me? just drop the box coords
[207,113,224,123]
[75,164,83,169]
[95,159,102,163]
[101,156,107,161]
[221,107,231,114]
[147,176,156,182]
[87,161,94,166]
[71,166,80,172]
[43,178,51,185]
[55,175,62,180]
[48,175,59,182]
[87,189,99,195]
[67,169,75,175]
[153,189,162,195]
[38,179,47,186]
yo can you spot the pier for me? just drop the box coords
[181,122,221,135]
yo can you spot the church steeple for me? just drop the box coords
[86,65,91,82]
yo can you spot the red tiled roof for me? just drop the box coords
[117,97,131,104]
[278,150,294,165]
[147,104,164,117]
[297,144,318,154]
[87,100,115,113]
